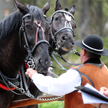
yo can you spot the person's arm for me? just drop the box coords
[25,68,81,96]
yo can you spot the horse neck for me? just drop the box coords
[0,12,27,78]
[0,32,27,78]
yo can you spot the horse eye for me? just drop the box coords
[25,25,32,30]
[55,17,59,21]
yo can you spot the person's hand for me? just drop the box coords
[100,87,108,97]
[91,87,108,108]
[25,68,37,79]
[91,103,99,107]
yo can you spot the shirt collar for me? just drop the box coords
[84,58,101,64]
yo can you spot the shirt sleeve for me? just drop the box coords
[32,69,81,96]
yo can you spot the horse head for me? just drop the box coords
[48,0,76,55]
[14,0,51,75]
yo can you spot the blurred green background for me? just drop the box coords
[0,0,108,107]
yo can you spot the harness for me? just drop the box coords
[0,71,20,91]
[0,13,50,96]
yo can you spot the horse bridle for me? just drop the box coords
[19,13,49,69]
[50,10,75,50]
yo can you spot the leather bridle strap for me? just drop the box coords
[19,14,49,54]
[34,20,45,43]
[54,27,73,38]
[30,40,49,54]
[28,19,49,54]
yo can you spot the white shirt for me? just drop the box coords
[32,69,81,96]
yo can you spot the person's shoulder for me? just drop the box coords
[70,64,82,70]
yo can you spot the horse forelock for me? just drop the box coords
[27,5,44,21]
[0,11,22,39]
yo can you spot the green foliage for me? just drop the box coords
[38,0,56,17]
[38,101,64,108]
[101,37,108,67]
[103,0,108,18]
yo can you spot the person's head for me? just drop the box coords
[75,34,108,63]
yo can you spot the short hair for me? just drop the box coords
[85,50,101,58]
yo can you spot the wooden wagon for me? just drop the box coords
[9,95,64,108]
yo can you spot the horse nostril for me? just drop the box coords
[45,61,48,65]
[71,40,74,45]
[39,58,42,65]
[73,34,75,37]
[39,58,49,66]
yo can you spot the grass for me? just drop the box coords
[38,101,64,108]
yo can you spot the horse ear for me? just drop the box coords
[69,5,75,15]
[14,0,29,15]
[42,0,50,15]
[54,0,62,11]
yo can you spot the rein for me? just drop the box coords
[0,71,20,91]
[53,48,80,65]
[50,49,80,72]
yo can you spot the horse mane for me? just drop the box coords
[0,11,23,40]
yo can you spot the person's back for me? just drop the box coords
[65,62,108,108]
[65,35,108,108]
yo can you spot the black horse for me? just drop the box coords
[0,0,50,107]
[48,0,76,55]
[11,0,77,108]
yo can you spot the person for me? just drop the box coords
[25,34,108,108]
